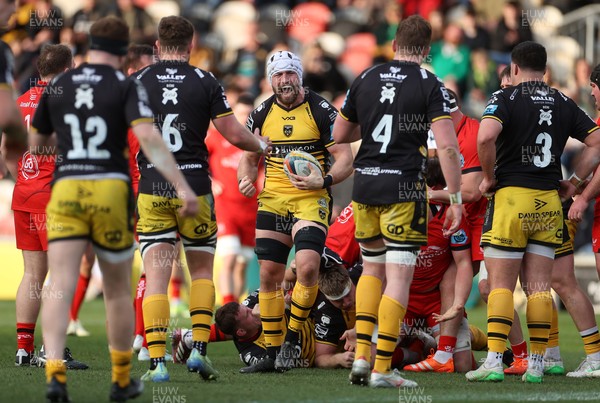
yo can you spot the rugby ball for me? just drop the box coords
[283,150,322,178]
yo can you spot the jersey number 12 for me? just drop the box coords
[64,114,110,160]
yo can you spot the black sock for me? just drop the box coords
[286,330,299,345]
[192,341,207,356]
[266,346,278,360]
[150,357,165,370]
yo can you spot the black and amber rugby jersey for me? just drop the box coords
[232,290,315,367]
[246,89,337,193]
[313,263,361,347]
[482,81,599,190]
[32,63,153,181]
[340,61,451,205]
[135,61,233,196]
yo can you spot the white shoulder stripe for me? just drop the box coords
[420,68,428,79]
[195,68,204,78]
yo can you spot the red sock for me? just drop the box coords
[210,324,228,342]
[170,277,182,300]
[17,322,35,352]
[134,274,146,336]
[142,333,148,348]
[438,335,457,354]
[471,352,477,370]
[512,340,528,358]
[70,274,90,321]
[391,347,405,368]
[222,294,236,304]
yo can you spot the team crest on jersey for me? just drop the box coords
[75,84,94,109]
[320,315,331,325]
[317,198,327,208]
[315,323,328,338]
[283,125,293,137]
[162,87,178,105]
[451,229,468,245]
[319,209,326,220]
[538,109,552,126]
[460,153,465,168]
[483,104,497,115]
[21,151,39,180]
[380,85,396,104]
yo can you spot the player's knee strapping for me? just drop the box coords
[293,225,326,254]
[360,245,386,263]
[385,244,419,266]
[181,233,216,254]
[139,231,178,260]
[255,238,290,264]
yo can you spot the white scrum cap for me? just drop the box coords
[266,50,303,86]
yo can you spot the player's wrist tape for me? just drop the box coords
[449,192,462,205]
[322,174,333,189]
[256,140,268,154]
[569,173,585,189]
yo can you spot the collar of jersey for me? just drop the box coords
[273,93,308,112]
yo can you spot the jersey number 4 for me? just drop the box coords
[64,114,109,160]
[372,114,392,153]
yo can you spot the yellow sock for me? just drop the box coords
[190,279,215,343]
[355,275,382,362]
[110,349,132,388]
[526,291,552,356]
[547,302,559,348]
[469,324,488,351]
[581,327,600,355]
[143,294,170,359]
[288,282,318,334]
[373,295,406,374]
[259,289,285,349]
[46,359,66,384]
[487,288,514,353]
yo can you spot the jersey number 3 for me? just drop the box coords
[64,114,110,160]
[533,132,552,168]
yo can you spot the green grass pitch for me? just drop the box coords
[1,299,600,402]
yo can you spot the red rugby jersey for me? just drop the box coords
[457,114,487,226]
[12,82,55,213]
